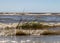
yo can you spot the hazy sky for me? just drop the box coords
[0,0,60,12]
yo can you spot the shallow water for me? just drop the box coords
[0,36,60,43]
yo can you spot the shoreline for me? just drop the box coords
[1,29,60,36]
[0,22,60,36]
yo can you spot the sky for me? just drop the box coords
[0,0,60,12]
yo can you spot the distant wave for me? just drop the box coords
[0,15,60,23]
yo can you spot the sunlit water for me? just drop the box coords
[0,15,60,43]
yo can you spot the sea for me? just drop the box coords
[0,14,60,43]
[0,15,60,23]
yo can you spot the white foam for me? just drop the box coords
[11,41,18,43]
[26,40,31,42]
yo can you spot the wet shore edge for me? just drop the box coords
[1,29,60,36]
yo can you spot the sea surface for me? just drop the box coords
[0,15,60,23]
[0,14,60,43]
[0,36,60,43]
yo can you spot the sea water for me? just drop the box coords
[0,15,60,23]
[0,36,60,43]
[0,15,60,43]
